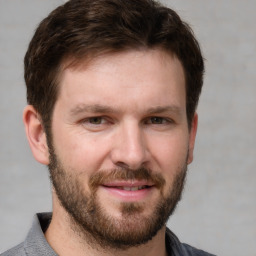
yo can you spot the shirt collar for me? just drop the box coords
[24,213,183,256]
[23,212,56,256]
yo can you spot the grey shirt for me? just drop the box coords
[1,213,216,256]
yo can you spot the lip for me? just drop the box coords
[100,180,155,202]
[102,180,154,187]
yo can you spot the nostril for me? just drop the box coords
[116,161,130,169]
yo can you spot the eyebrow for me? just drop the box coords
[70,104,117,115]
[70,104,182,116]
[146,106,182,115]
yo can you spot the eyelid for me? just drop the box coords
[80,116,110,127]
[90,116,106,124]
[79,115,175,128]
[144,116,174,125]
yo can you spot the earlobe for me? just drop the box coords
[23,105,50,165]
[187,113,198,164]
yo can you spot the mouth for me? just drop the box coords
[113,185,149,191]
[100,181,155,201]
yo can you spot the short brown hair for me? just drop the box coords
[24,0,204,131]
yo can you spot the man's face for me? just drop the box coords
[47,50,197,249]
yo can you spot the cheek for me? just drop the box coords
[52,129,113,174]
[148,132,189,175]
[150,137,188,197]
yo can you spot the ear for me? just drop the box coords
[23,105,50,165]
[187,113,198,165]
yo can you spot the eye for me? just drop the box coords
[150,117,165,124]
[80,116,110,131]
[145,116,171,125]
[88,117,104,125]
[81,116,109,128]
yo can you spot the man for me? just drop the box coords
[1,0,215,255]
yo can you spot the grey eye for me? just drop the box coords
[89,117,102,124]
[150,117,164,124]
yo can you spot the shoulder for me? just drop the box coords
[1,213,54,256]
[180,243,216,256]
[166,228,217,256]
[0,243,26,256]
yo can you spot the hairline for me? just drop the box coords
[44,47,193,134]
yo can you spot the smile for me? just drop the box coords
[100,181,155,201]
[116,186,148,191]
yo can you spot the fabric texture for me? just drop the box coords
[1,213,216,256]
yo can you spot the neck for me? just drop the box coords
[45,195,168,256]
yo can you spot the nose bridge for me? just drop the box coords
[111,119,148,169]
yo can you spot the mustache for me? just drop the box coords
[89,167,166,190]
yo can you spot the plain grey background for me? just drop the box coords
[0,0,255,255]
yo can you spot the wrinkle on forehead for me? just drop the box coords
[70,103,183,117]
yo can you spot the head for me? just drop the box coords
[23,0,204,251]
[24,0,204,133]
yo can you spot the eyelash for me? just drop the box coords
[88,117,105,124]
[82,116,109,126]
[81,116,173,126]
[145,117,172,125]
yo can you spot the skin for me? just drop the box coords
[23,49,198,256]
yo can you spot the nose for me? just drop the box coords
[110,121,149,170]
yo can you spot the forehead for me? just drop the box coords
[57,49,186,113]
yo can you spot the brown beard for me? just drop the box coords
[48,144,187,250]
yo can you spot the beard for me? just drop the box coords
[47,143,187,250]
